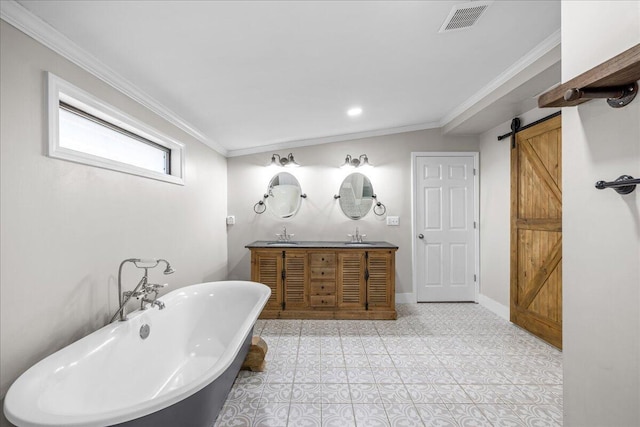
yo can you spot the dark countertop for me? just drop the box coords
[245,240,398,249]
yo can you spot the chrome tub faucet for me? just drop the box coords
[110,258,174,322]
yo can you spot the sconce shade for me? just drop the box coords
[285,153,300,167]
[341,155,354,169]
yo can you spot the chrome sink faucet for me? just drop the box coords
[276,226,294,242]
[110,258,174,322]
[348,227,366,242]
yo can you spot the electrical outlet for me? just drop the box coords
[226,215,236,225]
[386,216,399,226]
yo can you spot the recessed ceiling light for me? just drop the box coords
[347,107,362,117]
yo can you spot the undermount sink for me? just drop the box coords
[266,241,298,246]
[342,242,376,246]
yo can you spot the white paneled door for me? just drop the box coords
[414,154,478,302]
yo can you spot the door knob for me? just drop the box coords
[418,234,424,239]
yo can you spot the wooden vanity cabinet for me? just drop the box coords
[251,250,309,311]
[309,252,337,308]
[251,250,282,311]
[249,245,396,320]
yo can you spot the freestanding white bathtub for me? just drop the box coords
[4,280,271,427]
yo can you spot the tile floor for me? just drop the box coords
[215,303,562,426]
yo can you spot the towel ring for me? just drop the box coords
[373,201,386,216]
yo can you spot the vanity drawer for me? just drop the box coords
[310,267,335,280]
[310,282,336,295]
[310,295,336,307]
[310,253,336,267]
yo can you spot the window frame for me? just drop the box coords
[47,72,185,185]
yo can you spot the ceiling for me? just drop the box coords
[8,1,560,156]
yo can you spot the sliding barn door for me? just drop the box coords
[511,115,562,348]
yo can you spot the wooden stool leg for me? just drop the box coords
[241,336,268,372]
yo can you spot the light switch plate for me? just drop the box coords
[386,216,399,226]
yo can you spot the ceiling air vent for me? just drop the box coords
[439,1,491,33]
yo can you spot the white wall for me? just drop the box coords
[561,1,640,425]
[0,21,228,426]
[226,130,478,299]
[478,107,559,317]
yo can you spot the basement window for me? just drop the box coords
[48,73,185,185]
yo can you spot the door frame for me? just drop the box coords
[411,152,480,303]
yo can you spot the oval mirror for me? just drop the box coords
[265,172,303,218]
[338,172,374,220]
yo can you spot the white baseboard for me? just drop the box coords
[395,293,415,304]
[478,294,510,321]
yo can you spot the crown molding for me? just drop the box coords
[226,120,441,157]
[0,0,227,156]
[2,0,562,157]
[439,29,561,128]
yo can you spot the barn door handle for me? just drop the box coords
[418,234,424,239]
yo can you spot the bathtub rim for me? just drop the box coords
[3,280,271,427]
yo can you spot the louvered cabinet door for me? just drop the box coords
[337,252,365,309]
[367,251,395,309]
[251,250,282,310]
[283,251,308,309]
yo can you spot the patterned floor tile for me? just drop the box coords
[291,383,322,403]
[262,383,293,403]
[414,404,457,426]
[446,403,493,426]
[321,367,348,383]
[288,403,322,426]
[215,401,256,427]
[295,368,322,383]
[476,404,527,427]
[461,384,507,404]
[406,383,442,404]
[343,354,370,367]
[373,367,404,384]
[513,404,562,426]
[352,403,390,426]
[368,354,395,368]
[321,383,351,404]
[253,401,289,427]
[384,403,424,427]
[321,403,356,427]
[434,384,474,403]
[377,383,413,404]
[346,367,376,383]
[349,383,382,404]
[219,304,563,426]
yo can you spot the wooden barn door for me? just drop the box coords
[511,115,562,349]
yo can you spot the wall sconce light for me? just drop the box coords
[270,153,300,168]
[340,154,372,169]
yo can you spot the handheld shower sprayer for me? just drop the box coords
[157,259,175,275]
[131,258,175,274]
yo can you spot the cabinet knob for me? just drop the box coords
[321,286,325,289]
[418,234,424,239]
